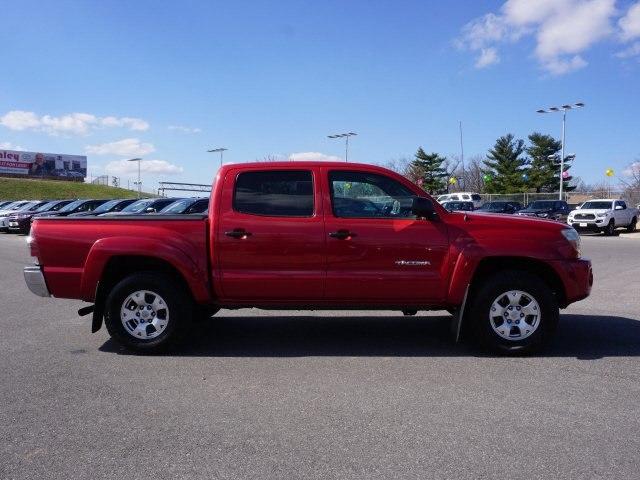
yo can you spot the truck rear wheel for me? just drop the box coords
[627,217,637,233]
[104,272,193,353]
[467,271,558,355]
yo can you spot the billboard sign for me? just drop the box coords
[0,149,87,180]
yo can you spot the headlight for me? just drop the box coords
[561,228,581,257]
[596,212,607,218]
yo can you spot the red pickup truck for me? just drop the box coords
[24,162,592,354]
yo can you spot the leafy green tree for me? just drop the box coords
[483,134,528,193]
[526,132,562,192]
[409,148,447,194]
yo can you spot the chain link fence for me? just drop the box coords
[478,190,640,208]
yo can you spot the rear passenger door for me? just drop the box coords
[216,168,325,302]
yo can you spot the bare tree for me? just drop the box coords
[382,157,412,177]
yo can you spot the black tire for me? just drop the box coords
[104,272,194,353]
[604,220,615,236]
[467,270,559,355]
[627,217,637,233]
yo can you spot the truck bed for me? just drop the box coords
[31,215,209,300]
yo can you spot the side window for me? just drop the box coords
[450,195,460,201]
[471,194,481,201]
[329,170,416,219]
[233,170,314,217]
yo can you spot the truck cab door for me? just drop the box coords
[215,168,325,303]
[322,169,449,306]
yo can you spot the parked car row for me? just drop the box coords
[0,197,209,234]
[436,195,638,235]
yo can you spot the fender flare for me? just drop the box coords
[79,236,210,304]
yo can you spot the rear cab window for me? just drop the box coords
[233,170,314,217]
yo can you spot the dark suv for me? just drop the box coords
[477,201,523,214]
[517,200,571,222]
[8,199,75,233]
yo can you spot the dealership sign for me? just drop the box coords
[0,149,87,180]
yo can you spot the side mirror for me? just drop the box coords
[615,205,624,210]
[412,197,436,219]
[145,207,156,213]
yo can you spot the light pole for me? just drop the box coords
[208,147,228,168]
[327,132,357,162]
[127,157,143,198]
[536,102,584,200]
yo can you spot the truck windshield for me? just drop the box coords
[581,201,612,209]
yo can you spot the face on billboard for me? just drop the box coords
[0,149,87,180]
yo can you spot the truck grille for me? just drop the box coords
[574,213,595,220]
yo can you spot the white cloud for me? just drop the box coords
[288,151,343,162]
[0,110,149,136]
[0,111,41,131]
[85,138,156,156]
[616,41,640,57]
[101,116,149,131]
[620,2,640,41]
[0,141,24,151]
[104,159,183,175]
[475,48,500,68]
[168,125,202,134]
[457,0,617,75]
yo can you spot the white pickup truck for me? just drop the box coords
[567,199,638,235]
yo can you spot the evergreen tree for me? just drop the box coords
[526,132,562,192]
[409,148,448,194]
[483,134,527,194]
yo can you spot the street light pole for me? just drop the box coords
[127,158,143,198]
[536,102,584,200]
[207,147,228,168]
[327,132,357,162]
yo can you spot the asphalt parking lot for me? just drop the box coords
[1,232,639,480]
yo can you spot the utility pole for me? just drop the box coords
[127,158,143,198]
[207,147,228,168]
[327,132,357,162]
[536,102,584,200]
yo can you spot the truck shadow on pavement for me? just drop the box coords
[99,313,640,359]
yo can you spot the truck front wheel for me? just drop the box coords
[468,271,558,354]
[604,220,616,236]
[104,272,193,353]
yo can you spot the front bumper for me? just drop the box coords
[24,265,51,297]
[8,218,30,232]
[549,258,593,306]
[569,219,607,231]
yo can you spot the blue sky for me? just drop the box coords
[1,0,639,193]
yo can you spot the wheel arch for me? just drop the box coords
[469,256,567,308]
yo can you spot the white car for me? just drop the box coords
[567,199,638,235]
[437,192,483,209]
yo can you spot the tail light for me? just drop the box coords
[25,234,40,265]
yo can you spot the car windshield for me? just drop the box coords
[581,201,613,210]
[35,201,59,212]
[160,199,195,214]
[6,201,29,211]
[526,201,556,210]
[59,200,86,212]
[121,199,154,213]
[93,199,121,213]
